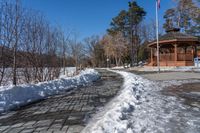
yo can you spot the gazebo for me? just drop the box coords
[148,28,200,66]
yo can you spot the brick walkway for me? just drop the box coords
[0,69,123,133]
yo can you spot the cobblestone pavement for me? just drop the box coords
[0,69,123,133]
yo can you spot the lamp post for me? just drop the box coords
[106,58,109,68]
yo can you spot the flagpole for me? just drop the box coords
[156,0,160,73]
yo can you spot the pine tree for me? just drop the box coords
[107,10,129,36]
[163,0,200,35]
[107,1,146,66]
[128,1,146,66]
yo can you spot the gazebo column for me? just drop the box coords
[194,45,197,58]
[174,44,177,66]
[151,48,153,65]
[191,46,194,60]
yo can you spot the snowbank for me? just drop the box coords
[83,71,152,133]
[83,70,200,133]
[0,69,100,113]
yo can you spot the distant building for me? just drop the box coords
[148,28,200,66]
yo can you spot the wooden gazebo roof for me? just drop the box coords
[148,28,200,47]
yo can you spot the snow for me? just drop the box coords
[83,70,200,133]
[111,66,125,69]
[0,67,77,86]
[59,67,76,77]
[0,69,100,113]
[190,91,200,96]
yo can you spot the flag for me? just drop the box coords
[157,0,161,9]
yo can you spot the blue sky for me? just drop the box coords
[22,0,175,40]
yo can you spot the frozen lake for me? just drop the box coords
[0,67,76,87]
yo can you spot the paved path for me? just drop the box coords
[140,72,200,81]
[0,69,123,133]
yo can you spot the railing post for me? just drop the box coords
[151,48,153,65]
[174,44,177,66]
[195,45,197,58]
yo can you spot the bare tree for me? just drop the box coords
[112,32,129,66]
[60,29,70,75]
[0,0,76,86]
[101,32,128,66]
[84,35,100,67]
[0,0,21,85]
[69,34,85,73]
[12,0,25,85]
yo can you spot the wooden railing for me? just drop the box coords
[152,53,193,61]
[160,54,175,61]
[177,53,193,61]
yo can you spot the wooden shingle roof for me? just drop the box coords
[148,28,199,47]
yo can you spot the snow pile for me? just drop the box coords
[0,69,100,113]
[83,71,152,133]
[83,70,200,133]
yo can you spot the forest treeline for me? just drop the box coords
[0,0,199,85]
